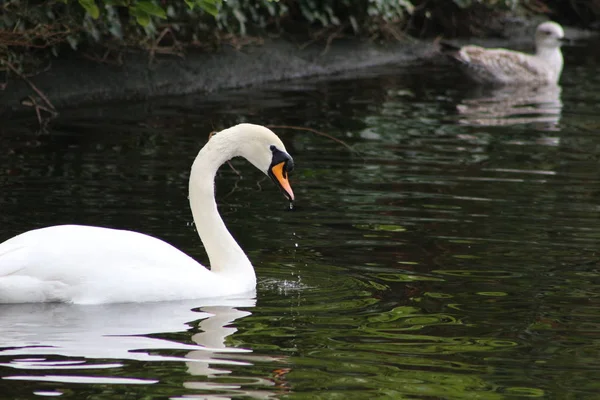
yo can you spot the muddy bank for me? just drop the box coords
[0,17,594,116]
[0,38,437,116]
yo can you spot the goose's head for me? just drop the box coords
[219,123,295,202]
[535,21,564,50]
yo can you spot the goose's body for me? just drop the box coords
[0,124,295,304]
[442,22,565,85]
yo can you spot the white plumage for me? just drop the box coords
[0,123,295,304]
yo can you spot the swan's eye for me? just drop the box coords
[269,146,293,174]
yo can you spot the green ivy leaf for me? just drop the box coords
[78,0,100,19]
[134,1,167,19]
[184,0,196,10]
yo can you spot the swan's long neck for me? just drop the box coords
[189,134,255,282]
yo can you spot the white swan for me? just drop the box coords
[0,123,295,304]
[441,21,565,85]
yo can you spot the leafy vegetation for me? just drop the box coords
[0,0,596,78]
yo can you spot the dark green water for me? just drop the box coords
[1,40,600,399]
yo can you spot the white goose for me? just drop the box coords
[0,123,295,304]
[442,21,565,85]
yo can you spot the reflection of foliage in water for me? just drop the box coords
[2,43,600,398]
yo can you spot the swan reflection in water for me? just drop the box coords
[456,84,563,135]
[0,298,285,397]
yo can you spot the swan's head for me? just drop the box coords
[535,21,564,49]
[218,123,295,202]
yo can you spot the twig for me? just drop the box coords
[256,176,267,192]
[20,96,55,133]
[147,27,184,66]
[3,60,56,113]
[28,96,43,127]
[83,48,124,66]
[299,26,337,50]
[226,161,241,176]
[321,25,345,56]
[20,96,56,115]
[214,33,264,51]
[0,23,74,49]
[223,176,241,199]
[267,124,357,154]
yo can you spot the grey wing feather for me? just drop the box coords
[454,46,546,84]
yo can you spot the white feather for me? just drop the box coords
[0,123,292,304]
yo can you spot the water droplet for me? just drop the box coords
[289,202,294,210]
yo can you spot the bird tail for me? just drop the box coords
[438,40,462,53]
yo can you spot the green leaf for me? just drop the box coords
[135,12,150,26]
[453,0,473,8]
[105,0,129,6]
[130,8,151,26]
[134,1,167,19]
[184,0,195,10]
[78,0,100,18]
[195,0,220,17]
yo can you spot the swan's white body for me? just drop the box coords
[0,225,246,304]
[0,123,294,304]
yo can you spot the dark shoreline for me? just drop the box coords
[1,17,595,117]
[1,38,436,115]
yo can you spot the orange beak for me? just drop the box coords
[270,161,294,201]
